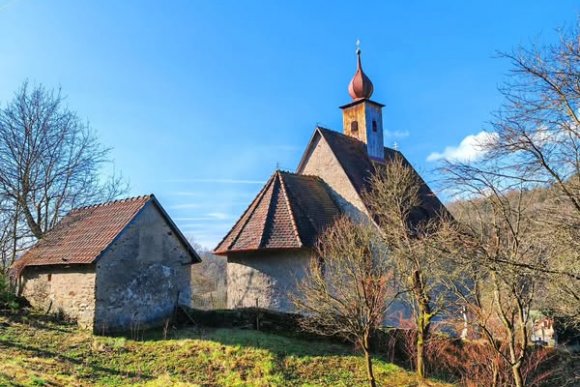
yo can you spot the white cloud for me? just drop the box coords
[166,178,264,185]
[207,212,229,220]
[168,191,204,197]
[528,125,567,146]
[169,203,202,210]
[427,131,498,163]
[173,212,232,222]
[384,130,410,139]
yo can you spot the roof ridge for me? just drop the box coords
[215,173,276,252]
[11,194,156,271]
[73,194,152,211]
[277,172,303,247]
[282,174,323,242]
[277,170,323,181]
[257,172,281,248]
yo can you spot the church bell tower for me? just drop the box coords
[340,46,385,160]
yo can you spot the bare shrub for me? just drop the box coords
[292,216,398,387]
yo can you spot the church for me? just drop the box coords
[214,49,446,312]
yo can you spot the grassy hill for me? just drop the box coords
[0,313,452,386]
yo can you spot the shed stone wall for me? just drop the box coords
[227,250,312,312]
[94,202,192,332]
[20,265,96,329]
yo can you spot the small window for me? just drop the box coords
[372,120,378,132]
[351,121,359,133]
[47,273,52,282]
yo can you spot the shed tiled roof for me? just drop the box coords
[214,171,341,255]
[12,195,200,273]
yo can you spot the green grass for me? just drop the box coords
[0,313,453,386]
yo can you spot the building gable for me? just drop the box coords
[298,127,448,223]
[94,201,195,331]
[297,127,369,220]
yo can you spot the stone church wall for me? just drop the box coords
[20,265,96,329]
[94,202,193,333]
[299,135,368,221]
[227,250,312,312]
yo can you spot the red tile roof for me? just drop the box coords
[12,195,200,273]
[214,171,341,255]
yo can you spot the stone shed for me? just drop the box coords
[12,195,201,332]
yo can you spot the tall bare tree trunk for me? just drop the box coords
[363,333,377,387]
[413,270,432,380]
[416,309,429,379]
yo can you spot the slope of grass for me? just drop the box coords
[0,313,453,386]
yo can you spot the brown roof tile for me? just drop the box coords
[12,195,200,273]
[214,172,341,255]
[308,127,448,219]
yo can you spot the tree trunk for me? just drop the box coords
[363,335,377,387]
[512,362,524,387]
[416,321,426,380]
[491,358,499,387]
[20,202,43,239]
[413,270,432,380]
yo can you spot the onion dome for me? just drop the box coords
[348,48,374,100]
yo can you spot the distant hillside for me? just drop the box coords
[0,313,452,386]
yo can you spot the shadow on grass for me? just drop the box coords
[102,305,410,363]
[3,310,76,334]
[0,339,152,381]
[185,327,353,357]
[110,323,353,358]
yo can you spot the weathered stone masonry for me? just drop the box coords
[94,203,192,332]
[20,265,96,328]
[227,250,311,311]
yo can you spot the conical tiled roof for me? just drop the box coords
[214,171,341,255]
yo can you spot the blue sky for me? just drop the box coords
[1,1,578,248]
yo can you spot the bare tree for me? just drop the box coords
[291,217,398,387]
[188,239,227,309]
[477,22,580,326]
[438,158,568,387]
[0,81,127,267]
[487,23,579,211]
[364,155,450,380]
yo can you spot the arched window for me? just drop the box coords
[351,121,359,133]
[372,120,378,132]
